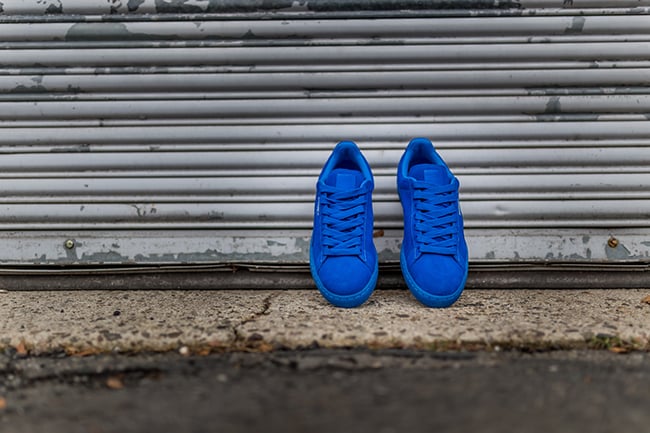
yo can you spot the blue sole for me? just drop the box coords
[400,249,467,308]
[310,246,378,308]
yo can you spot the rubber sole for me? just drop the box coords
[400,249,467,308]
[310,246,378,308]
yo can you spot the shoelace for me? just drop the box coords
[320,185,367,256]
[412,178,459,255]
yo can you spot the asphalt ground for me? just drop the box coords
[1,349,649,433]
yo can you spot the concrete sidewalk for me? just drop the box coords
[1,289,649,355]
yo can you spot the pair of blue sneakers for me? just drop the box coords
[310,138,468,308]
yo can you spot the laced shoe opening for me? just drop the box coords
[408,164,459,255]
[320,168,367,256]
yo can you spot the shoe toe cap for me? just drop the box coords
[318,257,373,296]
[408,255,467,297]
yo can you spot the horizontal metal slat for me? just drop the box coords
[4,147,650,172]
[2,16,650,42]
[4,60,650,75]
[7,114,650,129]
[2,42,650,67]
[0,174,649,203]
[1,200,648,230]
[1,122,649,145]
[0,167,647,180]
[1,172,648,192]
[8,36,650,52]
[5,140,650,156]
[3,69,649,94]
[1,0,650,17]
[3,86,649,104]
[0,95,648,120]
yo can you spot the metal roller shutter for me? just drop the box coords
[1,0,650,278]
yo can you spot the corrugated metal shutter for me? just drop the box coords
[1,0,650,270]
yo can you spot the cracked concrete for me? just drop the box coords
[232,292,280,346]
[0,291,271,354]
[236,289,650,350]
[1,289,649,354]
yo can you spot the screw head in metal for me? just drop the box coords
[64,239,75,249]
[607,237,619,248]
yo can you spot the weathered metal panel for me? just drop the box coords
[2,16,650,43]
[0,1,649,269]
[0,229,648,266]
[1,0,650,16]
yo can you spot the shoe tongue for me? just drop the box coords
[409,164,449,185]
[335,173,357,189]
[424,167,447,184]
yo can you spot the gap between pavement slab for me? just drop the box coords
[1,289,649,355]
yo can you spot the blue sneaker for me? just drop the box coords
[310,141,378,308]
[397,138,468,307]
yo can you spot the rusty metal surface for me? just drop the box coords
[0,229,648,266]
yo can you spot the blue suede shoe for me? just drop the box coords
[310,141,378,308]
[397,138,468,307]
